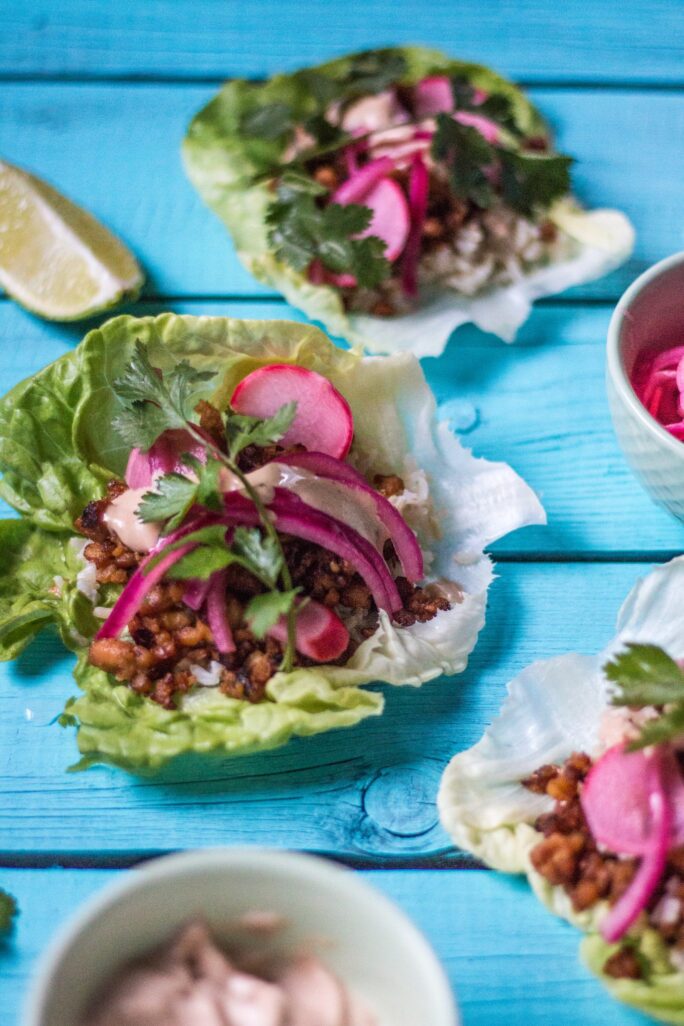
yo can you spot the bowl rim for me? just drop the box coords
[22,846,459,1026]
[607,249,684,461]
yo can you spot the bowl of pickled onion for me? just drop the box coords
[607,251,684,521]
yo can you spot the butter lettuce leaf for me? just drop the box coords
[438,556,684,1022]
[183,45,633,354]
[1,313,544,770]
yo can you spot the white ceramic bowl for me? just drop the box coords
[23,848,459,1026]
[607,251,684,521]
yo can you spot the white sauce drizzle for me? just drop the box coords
[102,487,162,553]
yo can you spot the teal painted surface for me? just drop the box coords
[1,4,683,1025]
[0,868,653,1026]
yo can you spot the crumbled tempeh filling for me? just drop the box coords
[76,460,450,709]
[524,752,684,979]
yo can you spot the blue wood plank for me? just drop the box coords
[0,84,682,299]
[0,561,661,858]
[1,0,682,85]
[0,867,651,1026]
[1,298,681,556]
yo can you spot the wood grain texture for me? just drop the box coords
[0,867,652,1026]
[0,0,682,86]
[1,298,680,555]
[0,84,682,298]
[0,561,659,858]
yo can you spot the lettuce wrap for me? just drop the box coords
[183,45,634,356]
[0,313,544,770]
[438,557,684,1022]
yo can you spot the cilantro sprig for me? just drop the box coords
[265,172,390,287]
[113,342,300,667]
[604,643,684,750]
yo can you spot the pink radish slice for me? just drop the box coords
[581,744,670,856]
[230,364,354,460]
[601,782,672,942]
[332,157,395,205]
[125,429,208,489]
[454,111,501,144]
[205,569,235,654]
[275,450,424,581]
[401,155,430,298]
[325,177,411,286]
[414,76,453,117]
[267,599,349,662]
[220,489,401,614]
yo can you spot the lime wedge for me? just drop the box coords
[0,159,143,320]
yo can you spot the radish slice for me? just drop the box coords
[414,76,454,117]
[401,155,430,298]
[581,744,667,856]
[332,157,395,205]
[205,569,235,655]
[230,364,354,460]
[275,450,424,582]
[221,489,402,614]
[361,178,411,262]
[267,599,349,662]
[601,773,672,942]
[125,429,208,489]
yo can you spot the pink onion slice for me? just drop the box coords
[221,489,402,614]
[230,364,354,460]
[96,540,197,640]
[401,155,430,298]
[332,156,395,205]
[454,110,501,144]
[125,429,209,489]
[275,450,423,582]
[413,76,454,118]
[601,777,672,942]
[96,514,220,639]
[182,577,213,611]
[267,599,349,662]
[581,744,662,856]
[205,569,235,655]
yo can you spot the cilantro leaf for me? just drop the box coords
[431,114,496,208]
[232,526,283,588]
[137,473,199,532]
[606,643,684,707]
[0,889,17,934]
[112,340,215,452]
[500,149,572,216]
[266,183,390,286]
[245,588,300,638]
[169,544,235,580]
[341,50,408,97]
[604,643,684,751]
[225,401,297,460]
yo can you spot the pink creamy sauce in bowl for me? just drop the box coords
[607,251,684,521]
[24,849,458,1026]
[80,917,376,1026]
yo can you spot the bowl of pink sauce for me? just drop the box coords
[607,251,684,521]
[23,848,458,1026]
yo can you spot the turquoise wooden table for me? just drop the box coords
[1,2,683,1023]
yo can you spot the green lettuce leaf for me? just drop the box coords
[438,556,684,1022]
[0,313,543,770]
[0,518,97,658]
[183,45,633,353]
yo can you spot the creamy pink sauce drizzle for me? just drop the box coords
[104,463,387,556]
[81,919,377,1026]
